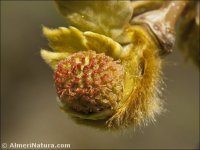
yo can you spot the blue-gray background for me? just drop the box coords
[1,1,199,149]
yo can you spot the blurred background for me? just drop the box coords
[1,1,199,149]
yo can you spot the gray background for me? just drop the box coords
[1,1,199,149]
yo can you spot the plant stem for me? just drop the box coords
[131,1,163,17]
[131,0,188,56]
[162,1,188,31]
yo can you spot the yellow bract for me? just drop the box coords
[42,26,87,53]
[84,32,124,59]
[55,0,133,42]
[41,26,125,69]
[40,49,70,69]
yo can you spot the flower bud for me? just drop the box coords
[54,51,124,116]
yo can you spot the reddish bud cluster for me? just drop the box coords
[54,51,124,114]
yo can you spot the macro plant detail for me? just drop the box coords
[41,0,199,129]
[54,51,124,118]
